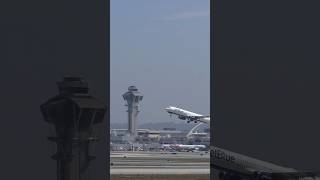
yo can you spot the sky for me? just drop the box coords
[111,0,210,124]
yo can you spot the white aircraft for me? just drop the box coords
[211,145,320,180]
[164,106,210,124]
[161,144,206,152]
[164,106,319,180]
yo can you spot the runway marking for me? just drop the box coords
[110,168,210,175]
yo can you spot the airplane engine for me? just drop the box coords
[178,115,186,120]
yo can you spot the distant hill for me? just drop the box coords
[110,121,205,132]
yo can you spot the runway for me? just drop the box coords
[110,151,210,175]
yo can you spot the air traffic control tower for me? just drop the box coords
[123,86,143,138]
[41,77,106,180]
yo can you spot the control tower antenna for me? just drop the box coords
[122,86,143,138]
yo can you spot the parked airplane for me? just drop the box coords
[164,106,210,124]
[211,145,320,180]
[161,144,206,152]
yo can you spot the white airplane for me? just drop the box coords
[211,145,320,180]
[161,144,206,152]
[164,106,210,124]
[164,106,319,180]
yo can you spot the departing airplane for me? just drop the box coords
[164,106,319,180]
[164,106,210,124]
[211,146,320,180]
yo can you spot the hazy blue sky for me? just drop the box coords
[111,0,210,124]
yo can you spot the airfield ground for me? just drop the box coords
[110,151,210,180]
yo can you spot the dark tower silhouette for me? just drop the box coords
[122,86,143,138]
[41,77,106,180]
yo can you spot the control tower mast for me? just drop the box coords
[122,86,143,138]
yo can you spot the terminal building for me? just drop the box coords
[110,126,210,151]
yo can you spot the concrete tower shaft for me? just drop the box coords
[122,86,143,137]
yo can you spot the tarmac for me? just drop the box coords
[110,151,210,175]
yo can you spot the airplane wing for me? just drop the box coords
[165,106,210,123]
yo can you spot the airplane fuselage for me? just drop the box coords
[211,146,320,180]
[211,146,297,176]
[165,106,210,124]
